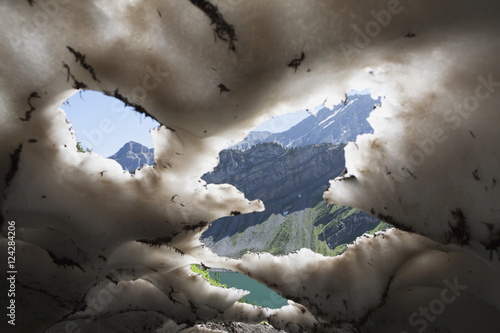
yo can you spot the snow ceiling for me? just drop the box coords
[1,0,500,332]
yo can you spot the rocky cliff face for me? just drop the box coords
[314,204,379,247]
[206,142,345,209]
[107,141,154,172]
[202,143,380,257]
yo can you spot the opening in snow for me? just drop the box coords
[201,91,390,258]
[61,90,160,166]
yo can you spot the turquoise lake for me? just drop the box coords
[209,271,288,309]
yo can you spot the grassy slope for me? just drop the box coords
[264,199,388,257]
[204,198,392,258]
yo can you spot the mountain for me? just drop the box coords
[107,141,154,172]
[201,143,381,258]
[232,94,379,150]
[206,143,345,209]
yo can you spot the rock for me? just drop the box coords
[232,94,378,150]
[202,143,380,257]
[107,141,154,172]
[193,322,286,333]
[204,142,344,206]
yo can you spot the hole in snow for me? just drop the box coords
[62,89,390,258]
[62,90,159,171]
[201,90,390,258]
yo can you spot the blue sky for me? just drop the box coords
[62,89,370,157]
[253,109,310,133]
[62,91,160,157]
[253,89,370,132]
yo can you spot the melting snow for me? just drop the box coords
[1,1,500,332]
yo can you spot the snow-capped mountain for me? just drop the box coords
[233,94,379,150]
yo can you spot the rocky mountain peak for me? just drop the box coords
[108,141,154,171]
[233,94,379,149]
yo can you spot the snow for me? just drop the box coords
[320,99,359,129]
[1,0,500,332]
[322,119,336,129]
[318,109,343,127]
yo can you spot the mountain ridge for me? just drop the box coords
[232,94,379,150]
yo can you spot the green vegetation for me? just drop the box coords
[264,199,342,257]
[258,142,284,148]
[231,230,246,248]
[266,217,295,255]
[76,141,92,153]
[262,200,394,257]
[236,248,258,258]
[285,146,299,155]
[329,221,393,256]
[308,201,350,256]
[231,233,239,247]
[368,221,393,234]
[332,244,347,255]
[190,264,226,288]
